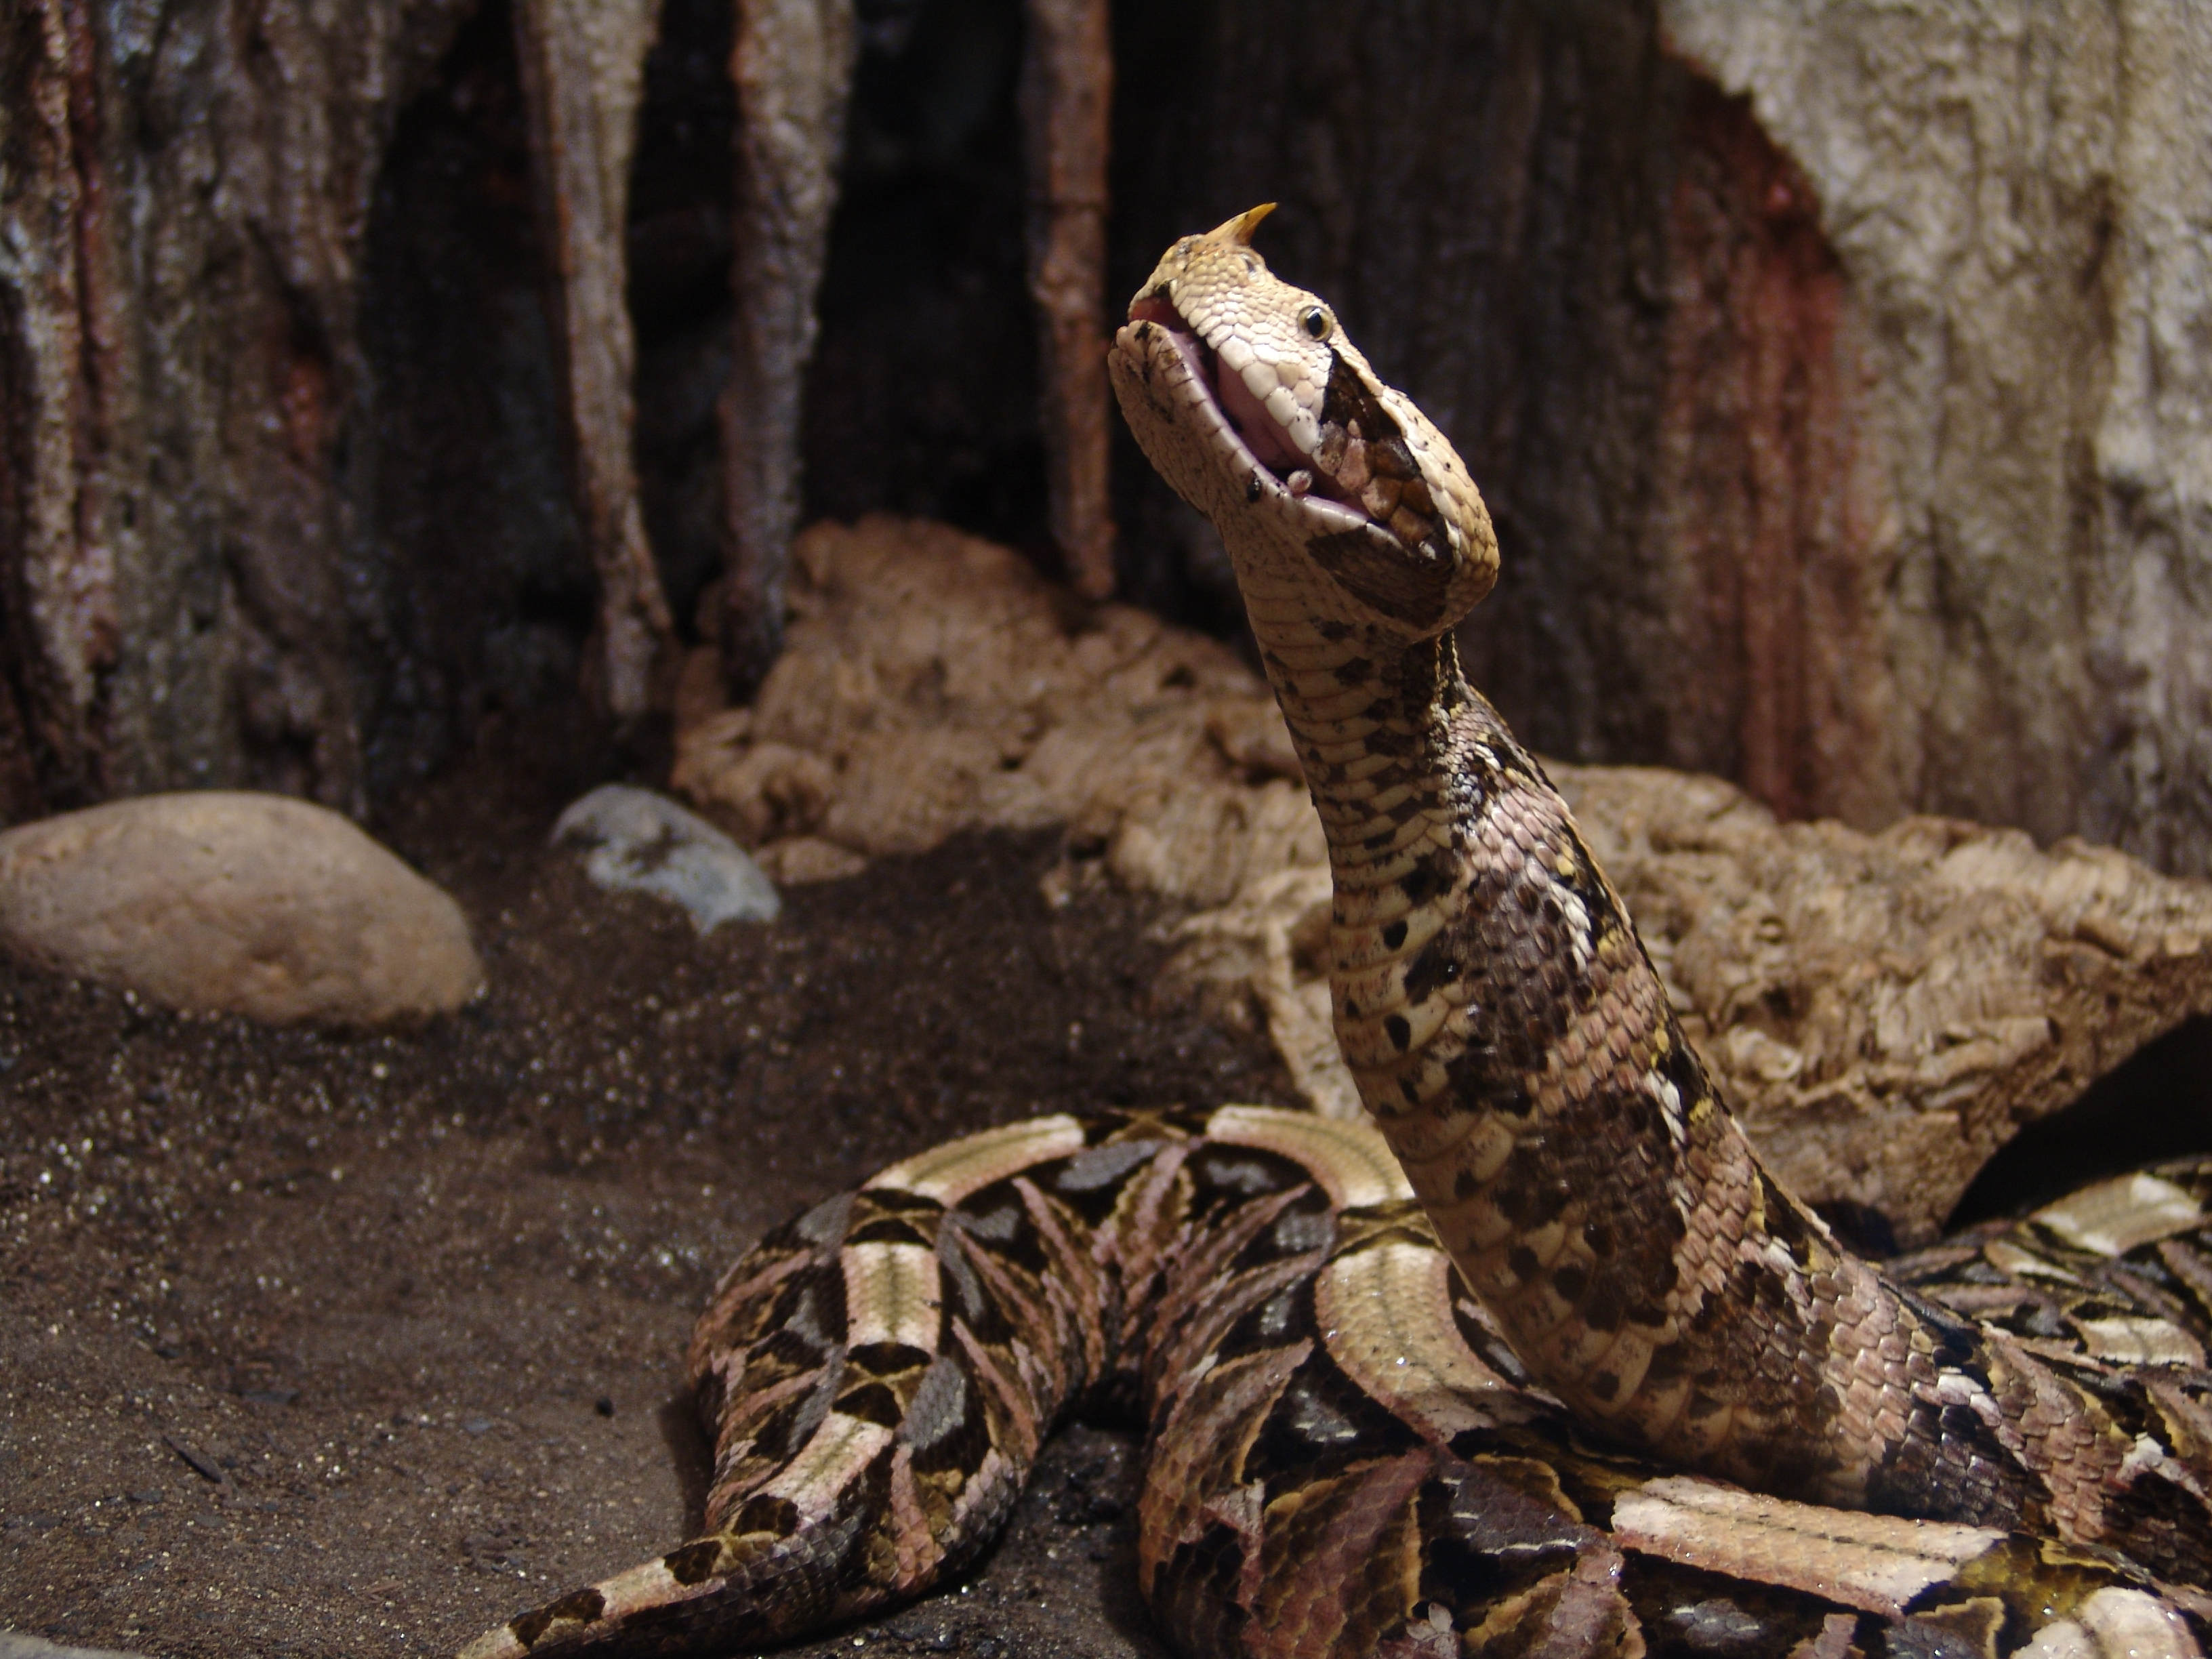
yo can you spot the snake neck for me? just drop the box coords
[1250,616,2078,1526]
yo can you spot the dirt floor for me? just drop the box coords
[0,717,1291,1657]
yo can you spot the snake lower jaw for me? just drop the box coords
[1111,319,1370,526]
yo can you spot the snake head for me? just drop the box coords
[1109,206,1499,639]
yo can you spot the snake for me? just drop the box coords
[460,209,2212,1658]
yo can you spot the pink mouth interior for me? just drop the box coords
[1128,298,1328,487]
[1126,294,1446,556]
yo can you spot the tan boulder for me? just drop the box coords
[670,515,1292,884]
[0,792,483,1025]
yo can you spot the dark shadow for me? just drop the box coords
[629,0,739,638]
[657,1385,716,1536]
[1950,1015,2212,1227]
[356,0,596,798]
[801,0,1049,564]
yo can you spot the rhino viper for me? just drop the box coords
[462,209,2212,1658]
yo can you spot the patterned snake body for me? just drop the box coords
[463,211,2212,1657]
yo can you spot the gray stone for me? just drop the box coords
[553,785,780,930]
[0,792,483,1025]
[2,1629,154,1658]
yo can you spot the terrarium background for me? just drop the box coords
[6,1,2208,871]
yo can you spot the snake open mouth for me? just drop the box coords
[1123,295,1447,554]
[1122,297,1374,533]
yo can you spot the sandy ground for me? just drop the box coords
[0,728,1288,1657]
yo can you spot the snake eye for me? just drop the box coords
[1302,307,1330,340]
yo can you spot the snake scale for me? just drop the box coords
[462,210,2212,1658]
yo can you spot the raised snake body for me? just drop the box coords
[462,210,2212,1658]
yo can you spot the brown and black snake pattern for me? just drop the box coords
[462,1106,2211,1658]
[462,212,2212,1658]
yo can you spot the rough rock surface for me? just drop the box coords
[552,785,780,930]
[674,518,2212,1240]
[0,794,483,1026]
[672,516,1324,901]
[1170,771,2212,1243]
[0,1635,146,1659]
[1658,0,2212,874]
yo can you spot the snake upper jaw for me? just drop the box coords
[1107,210,1499,642]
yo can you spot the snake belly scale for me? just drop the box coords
[462,210,2212,1658]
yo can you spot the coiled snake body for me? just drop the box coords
[464,210,2212,1658]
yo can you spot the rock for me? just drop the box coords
[1559,769,2212,1242]
[673,516,2212,1241]
[0,1635,153,1659]
[670,515,1321,901]
[0,793,483,1026]
[552,785,779,930]
[754,836,869,885]
[1654,1,2212,872]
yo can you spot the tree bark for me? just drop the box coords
[1663,0,2212,874]
[0,0,476,814]
[716,0,855,696]
[0,3,118,817]
[512,0,676,718]
[1020,0,1115,599]
[1109,0,2212,876]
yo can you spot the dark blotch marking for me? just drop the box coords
[847,1216,935,1249]
[1385,1013,1412,1050]
[1321,350,1392,435]
[910,1374,991,1477]
[1408,850,1460,908]
[956,1187,1052,1274]
[834,1380,904,1427]
[1552,1263,1588,1302]
[1759,1174,1819,1269]
[663,1540,727,1585]
[1494,1179,1533,1226]
[1215,1279,1320,1362]
[1507,1246,1540,1284]
[846,1340,930,1377]
[1581,1280,1626,1333]
[1304,526,1456,627]
[509,1586,609,1647]
[1403,933,1463,1004]
[731,1493,801,1536]
[1189,1145,1304,1202]
[1245,1351,1422,1488]
[549,1588,605,1624]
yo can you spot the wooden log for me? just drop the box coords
[716,0,855,696]
[1020,0,1115,600]
[513,0,677,719]
[0,0,117,815]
